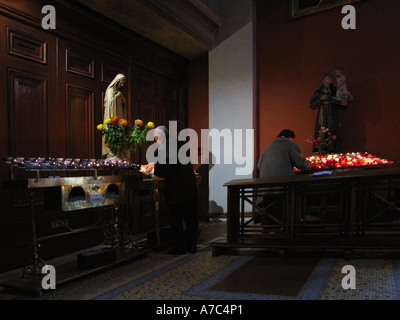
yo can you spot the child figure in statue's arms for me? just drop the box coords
[333,66,353,102]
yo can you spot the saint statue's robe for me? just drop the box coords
[309,84,347,153]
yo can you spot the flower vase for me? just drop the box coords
[317,143,326,156]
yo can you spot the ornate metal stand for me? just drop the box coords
[22,188,45,279]
[1,162,151,295]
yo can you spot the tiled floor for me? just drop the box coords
[1,219,400,301]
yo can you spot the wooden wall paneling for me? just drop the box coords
[0,14,57,270]
[47,38,66,158]
[0,18,8,256]
[2,15,57,159]
[138,69,158,97]
[65,84,95,159]
[134,65,186,127]
[1,16,58,160]
[0,18,8,157]
[7,68,48,157]
[65,49,95,79]
[159,76,185,132]
[59,41,97,84]
[137,101,157,165]
[130,66,159,233]
[133,66,159,164]
[0,0,44,23]
[2,16,56,72]
[6,27,48,64]
[132,64,187,164]
[58,39,97,159]
[101,61,128,84]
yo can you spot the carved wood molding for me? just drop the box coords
[65,49,95,79]
[7,27,48,64]
[138,0,221,49]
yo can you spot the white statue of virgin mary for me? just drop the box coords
[102,73,127,158]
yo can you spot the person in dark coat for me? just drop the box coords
[256,129,311,225]
[153,125,199,255]
[257,129,311,178]
[309,73,348,153]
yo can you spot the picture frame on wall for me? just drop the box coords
[290,0,363,18]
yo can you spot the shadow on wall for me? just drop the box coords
[196,162,209,217]
[209,200,224,216]
[340,78,380,153]
[197,151,225,216]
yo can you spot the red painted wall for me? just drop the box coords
[256,0,400,167]
[187,54,210,216]
[187,54,209,170]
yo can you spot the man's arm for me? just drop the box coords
[290,144,311,171]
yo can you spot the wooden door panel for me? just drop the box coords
[65,84,95,158]
[7,69,48,157]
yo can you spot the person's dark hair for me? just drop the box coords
[278,129,295,139]
[335,66,345,72]
[321,73,334,82]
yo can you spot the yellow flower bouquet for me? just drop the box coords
[97,116,155,157]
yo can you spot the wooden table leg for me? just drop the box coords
[227,187,240,243]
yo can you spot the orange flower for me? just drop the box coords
[110,116,118,124]
[119,118,128,126]
[134,119,144,127]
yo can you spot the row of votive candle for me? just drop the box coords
[307,152,393,170]
[3,157,140,170]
